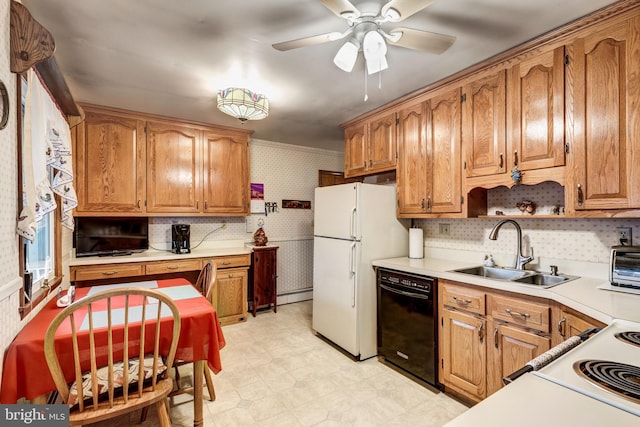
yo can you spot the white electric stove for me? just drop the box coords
[533,319,640,418]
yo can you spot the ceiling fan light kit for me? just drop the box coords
[217,87,269,122]
[273,0,455,94]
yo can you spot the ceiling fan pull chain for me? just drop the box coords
[364,66,368,101]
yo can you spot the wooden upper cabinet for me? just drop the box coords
[344,111,397,178]
[145,121,201,213]
[203,130,250,215]
[508,46,566,171]
[397,101,428,215]
[397,88,461,217]
[344,122,367,177]
[428,88,462,213]
[567,16,640,211]
[462,70,507,178]
[74,109,146,213]
[368,111,397,172]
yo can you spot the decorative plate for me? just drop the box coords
[0,81,8,130]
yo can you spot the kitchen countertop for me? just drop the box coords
[371,256,640,324]
[69,239,252,266]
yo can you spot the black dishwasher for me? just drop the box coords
[377,268,438,389]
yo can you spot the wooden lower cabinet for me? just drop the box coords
[487,321,550,395]
[439,279,552,402]
[440,307,487,401]
[551,303,606,346]
[250,246,278,316]
[213,267,249,326]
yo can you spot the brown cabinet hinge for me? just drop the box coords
[461,196,464,205]
[564,55,570,65]
[460,93,467,103]
[565,143,570,154]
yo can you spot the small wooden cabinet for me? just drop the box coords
[250,246,278,316]
[439,279,551,402]
[343,111,397,178]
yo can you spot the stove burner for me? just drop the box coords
[615,331,640,348]
[574,360,640,404]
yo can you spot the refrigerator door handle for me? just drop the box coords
[350,242,357,308]
[350,207,357,239]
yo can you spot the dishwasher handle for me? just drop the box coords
[379,283,431,300]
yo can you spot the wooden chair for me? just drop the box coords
[171,261,217,400]
[44,288,181,427]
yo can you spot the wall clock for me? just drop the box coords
[0,81,8,130]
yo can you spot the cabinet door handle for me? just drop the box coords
[426,196,431,212]
[577,184,584,206]
[478,321,484,343]
[452,296,472,305]
[420,198,425,210]
[166,265,179,270]
[558,316,567,339]
[494,327,499,349]
[221,261,231,265]
[205,200,208,210]
[102,271,117,276]
[499,152,504,169]
[369,159,372,168]
[513,150,518,166]
[137,199,141,208]
[196,200,199,209]
[505,308,530,319]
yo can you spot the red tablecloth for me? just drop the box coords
[0,278,226,403]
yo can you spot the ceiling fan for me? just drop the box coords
[273,0,456,75]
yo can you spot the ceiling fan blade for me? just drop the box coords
[272,31,348,51]
[381,0,436,22]
[320,0,360,19]
[388,27,455,54]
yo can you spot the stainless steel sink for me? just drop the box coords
[511,273,578,288]
[450,266,578,288]
[452,266,533,281]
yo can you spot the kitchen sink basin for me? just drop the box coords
[511,273,578,288]
[450,266,579,289]
[452,266,533,281]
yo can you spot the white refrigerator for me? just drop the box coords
[312,183,409,360]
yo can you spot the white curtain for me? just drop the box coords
[16,69,77,242]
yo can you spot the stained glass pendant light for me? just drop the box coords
[217,87,269,122]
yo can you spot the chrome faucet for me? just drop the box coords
[488,219,534,270]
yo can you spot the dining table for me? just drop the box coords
[0,278,226,427]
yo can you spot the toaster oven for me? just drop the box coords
[610,246,640,289]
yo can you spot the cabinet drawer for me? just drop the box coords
[212,254,251,269]
[145,259,202,275]
[442,283,486,315]
[490,294,550,333]
[72,263,144,281]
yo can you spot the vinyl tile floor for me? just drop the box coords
[93,300,468,426]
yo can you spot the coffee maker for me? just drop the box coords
[171,224,191,254]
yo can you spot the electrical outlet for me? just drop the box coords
[617,227,633,246]
[439,223,450,236]
[245,217,253,233]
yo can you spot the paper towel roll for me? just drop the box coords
[409,228,424,259]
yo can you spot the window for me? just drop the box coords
[17,73,62,314]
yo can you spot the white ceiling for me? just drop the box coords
[23,0,619,152]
